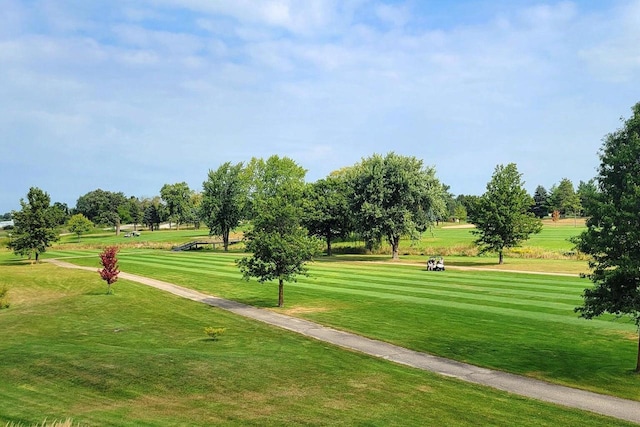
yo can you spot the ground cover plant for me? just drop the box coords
[45,247,640,401]
[1,251,631,426]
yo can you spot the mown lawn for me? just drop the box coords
[1,252,631,426]
[44,248,640,402]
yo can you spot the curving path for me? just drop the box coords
[47,258,640,424]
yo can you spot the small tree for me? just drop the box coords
[8,187,59,262]
[237,156,320,307]
[67,214,93,242]
[98,246,120,294]
[471,163,542,264]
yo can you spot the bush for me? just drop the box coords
[204,327,226,340]
[0,286,9,309]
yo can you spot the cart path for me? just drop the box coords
[46,258,640,425]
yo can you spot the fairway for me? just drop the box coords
[46,249,640,401]
[4,254,634,426]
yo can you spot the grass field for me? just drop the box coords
[3,220,639,425]
[2,252,632,426]
[42,247,640,402]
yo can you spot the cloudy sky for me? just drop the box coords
[2,0,639,213]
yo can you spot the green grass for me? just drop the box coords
[44,249,640,401]
[2,252,631,426]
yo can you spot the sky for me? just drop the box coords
[1,0,639,213]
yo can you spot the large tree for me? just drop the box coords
[201,162,246,251]
[574,102,640,372]
[302,175,352,256]
[160,182,192,230]
[471,163,542,264]
[7,187,59,262]
[348,152,446,260]
[237,156,320,307]
[75,189,127,235]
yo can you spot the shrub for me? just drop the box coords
[204,327,226,340]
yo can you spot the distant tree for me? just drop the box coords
[201,162,246,251]
[237,156,320,307]
[577,179,599,217]
[126,197,144,231]
[471,163,542,264]
[347,152,446,259]
[453,204,467,222]
[188,192,203,229]
[142,197,165,231]
[67,213,93,242]
[7,187,59,262]
[459,194,481,222]
[0,212,11,221]
[550,178,581,222]
[574,102,640,372]
[302,176,352,256]
[160,182,192,230]
[531,185,550,218]
[98,246,120,295]
[75,189,127,235]
[50,202,70,226]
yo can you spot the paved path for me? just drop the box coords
[47,259,640,424]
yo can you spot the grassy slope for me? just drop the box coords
[1,253,631,426]
[47,248,640,401]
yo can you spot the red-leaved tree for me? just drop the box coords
[98,246,120,294]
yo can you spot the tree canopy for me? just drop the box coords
[75,189,127,235]
[7,187,59,262]
[302,175,352,256]
[67,213,93,242]
[160,182,192,230]
[574,102,640,372]
[348,152,446,259]
[237,156,320,307]
[201,162,246,251]
[470,163,542,264]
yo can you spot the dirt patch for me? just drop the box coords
[281,306,330,315]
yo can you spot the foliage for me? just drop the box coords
[302,175,353,256]
[204,327,226,340]
[7,187,59,262]
[347,152,446,259]
[574,102,640,371]
[201,162,246,251]
[141,197,166,231]
[160,182,192,230]
[471,163,542,264]
[237,155,320,307]
[549,178,582,218]
[531,185,549,218]
[75,189,128,234]
[577,179,599,217]
[67,214,93,242]
[98,246,120,294]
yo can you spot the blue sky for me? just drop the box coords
[1,0,639,213]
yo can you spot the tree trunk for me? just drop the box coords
[391,236,400,260]
[223,227,229,252]
[35,251,39,262]
[115,218,121,236]
[499,251,504,264]
[326,235,332,257]
[278,279,284,307]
